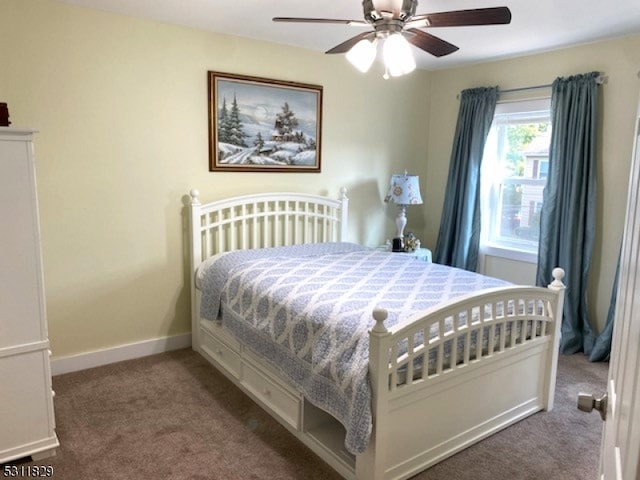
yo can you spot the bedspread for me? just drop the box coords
[198,244,508,455]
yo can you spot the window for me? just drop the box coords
[480,98,551,263]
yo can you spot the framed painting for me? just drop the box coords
[208,71,323,172]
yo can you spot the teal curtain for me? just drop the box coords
[434,86,498,271]
[589,257,619,361]
[536,71,599,355]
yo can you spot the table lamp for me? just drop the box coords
[384,172,423,252]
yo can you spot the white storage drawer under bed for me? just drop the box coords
[241,361,302,430]
[200,328,242,379]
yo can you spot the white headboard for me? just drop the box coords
[189,187,349,263]
[188,188,349,342]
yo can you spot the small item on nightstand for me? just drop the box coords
[392,237,404,252]
[0,103,10,127]
[403,232,420,252]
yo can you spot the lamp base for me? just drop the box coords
[392,237,404,252]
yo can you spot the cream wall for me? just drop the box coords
[0,0,432,358]
[423,35,640,333]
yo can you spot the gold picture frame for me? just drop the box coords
[208,71,323,173]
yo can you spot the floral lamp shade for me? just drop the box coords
[384,173,423,206]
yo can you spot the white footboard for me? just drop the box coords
[358,269,566,480]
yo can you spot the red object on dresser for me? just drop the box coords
[0,103,10,126]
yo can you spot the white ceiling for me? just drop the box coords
[57,0,640,71]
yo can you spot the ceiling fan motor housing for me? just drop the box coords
[363,0,418,22]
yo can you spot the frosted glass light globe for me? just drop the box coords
[346,39,377,73]
[383,34,416,77]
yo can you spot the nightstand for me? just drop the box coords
[378,244,433,263]
[401,247,432,262]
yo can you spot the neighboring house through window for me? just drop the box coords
[480,98,551,263]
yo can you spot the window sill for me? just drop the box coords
[480,244,538,264]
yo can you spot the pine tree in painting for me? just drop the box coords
[254,131,265,151]
[227,94,247,147]
[274,102,299,142]
[217,97,230,143]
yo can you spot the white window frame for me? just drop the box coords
[480,98,551,264]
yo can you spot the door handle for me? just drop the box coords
[577,392,608,421]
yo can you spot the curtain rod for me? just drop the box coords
[499,83,551,94]
[499,74,607,95]
[456,74,608,99]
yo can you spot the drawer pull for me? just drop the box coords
[262,388,271,396]
[215,349,223,356]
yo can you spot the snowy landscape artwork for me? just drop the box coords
[208,72,322,172]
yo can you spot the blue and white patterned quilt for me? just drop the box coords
[198,243,508,455]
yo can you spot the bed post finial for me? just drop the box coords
[337,187,349,242]
[189,189,201,205]
[550,267,565,289]
[372,307,389,334]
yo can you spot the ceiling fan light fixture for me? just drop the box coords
[383,33,416,77]
[274,3,512,77]
[346,38,377,73]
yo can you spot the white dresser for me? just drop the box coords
[0,128,58,462]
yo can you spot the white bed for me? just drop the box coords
[188,187,565,480]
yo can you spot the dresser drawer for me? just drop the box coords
[201,330,241,379]
[241,362,301,430]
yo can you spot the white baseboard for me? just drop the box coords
[51,333,192,376]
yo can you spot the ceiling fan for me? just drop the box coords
[273,0,512,76]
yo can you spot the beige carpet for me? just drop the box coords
[17,349,607,479]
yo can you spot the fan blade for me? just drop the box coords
[273,17,369,27]
[325,31,376,54]
[404,29,459,57]
[405,7,511,29]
